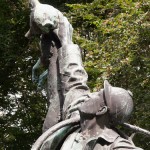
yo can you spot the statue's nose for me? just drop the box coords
[42,20,54,28]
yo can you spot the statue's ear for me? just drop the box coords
[29,3,33,9]
[29,0,39,9]
[96,106,108,116]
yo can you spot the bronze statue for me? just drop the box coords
[25,0,73,89]
[31,44,149,150]
[25,0,73,44]
[32,80,144,150]
[25,1,149,150]
[25,0,74,131]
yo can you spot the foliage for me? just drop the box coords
[0,0,47,149]
[0,0,149,149]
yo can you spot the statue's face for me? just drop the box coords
[38,24,50,33]
[36,16,58,33]
[38,22,54,33]
[78,90,104,116]
[33,4,59,33]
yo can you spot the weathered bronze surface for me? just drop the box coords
[25,1,147,150]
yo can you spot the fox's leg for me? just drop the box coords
[32,58,41,83]
[37,69,48,90]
